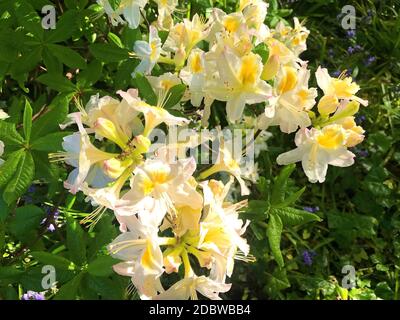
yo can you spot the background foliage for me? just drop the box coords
[0,0,399,300]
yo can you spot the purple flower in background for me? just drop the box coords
[365,56,376,66]
[21,291,45,300]
[328,48,334,58]
[41,207,60,232]
[332,70,341,77]
[303,206,319,213]
[355,115,366,125]
[302,250,317,266]
[346,68,353,77]
[347,46,355,54]
[346,30,356,38]
[27,185,36,193]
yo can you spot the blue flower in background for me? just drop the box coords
[21,291,45,300]
[346,30,356,38]
[365,56,376,66]
[303,206,319,213]
[302,250,317,266]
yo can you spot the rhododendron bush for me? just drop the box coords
[0,0,399,301]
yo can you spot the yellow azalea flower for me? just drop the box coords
[116,157,203,227]
[316,67,369,106]
[154,275,231,300]
[277,125,355,183]
[205,47,272,123]
[263,65,317,133]
[117,88,190,137]
[198,134,250,196]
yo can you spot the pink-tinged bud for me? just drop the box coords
[103,158,132,179]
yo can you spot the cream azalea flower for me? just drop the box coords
[260,64,318,133]
[154,0,178,30]
[154,275,231,300]
[97,0,148,29]
[0,109,8,166]
[179,48,207,107]
[277,124,355,183]
[116,157,203,227]
[316,67,369,106]
[205,47,272,123]
[108,216,169,299]
[133,26,162,75]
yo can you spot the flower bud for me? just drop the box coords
[94,117,129,148]
[261,54,280,81]
[132,135,151,154]
[317,95,339,115]
[103,157,133,179]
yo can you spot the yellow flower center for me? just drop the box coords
[331,78,359,98]
[223,16,241,33]
[317,126,345,149]
[278,66,298,94]
[190,53,203,73]
[238,54,259,86]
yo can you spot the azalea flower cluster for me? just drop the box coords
[54,88,251,300]
[55,0,368,299]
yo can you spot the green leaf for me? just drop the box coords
[66,216,87,266]
[9,205,45,242]
[31,95,70,140]
[45,9,79,43]
[271,164,295,205]
[13,0,43,40]
[3,151,35,205]
[89,43,129,63]
[271,207,321,226]
[164,84,186,109]
[77,60,103,88]
[54,272,84,300]
[46,44,87,69]
[273,187,306,208]
[37,73,77,93]
[31,251,76,271]
[0,150,24,189]
[31,132,71,152]
[109,0,122,11]
[133,72,157,105]
[23,99,33,142]
[0,266,24,280]
[10,46,42,80]
[267,214,284,268]
[0,119,25,146]
[88,255,119,277]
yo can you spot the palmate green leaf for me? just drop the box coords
[46,44,87,69]
[273,186,306,208]
[31,95,70,140]
[271,164,296,206]
[89,43,129,63]
[266,214,284,268]
[66,216,87,266]
[164,84,187,110]
[133,72,158,105]
[10,45,42,82]
[31,132,71,152]
[3,150,35,204]
[45,9,80,43]
[77,60,103,88]
[37,73,77,93]
[23,99,33,142]
[54,272,84,300]
[271,207,321,227]
[9,205,45,242]
[13,0,43,40]
[0,121,24,146]
[0,150,24,189]
[30,251,76,271]
[43,47,63,74]
[107,32,124,48]
[87,255,119,277]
